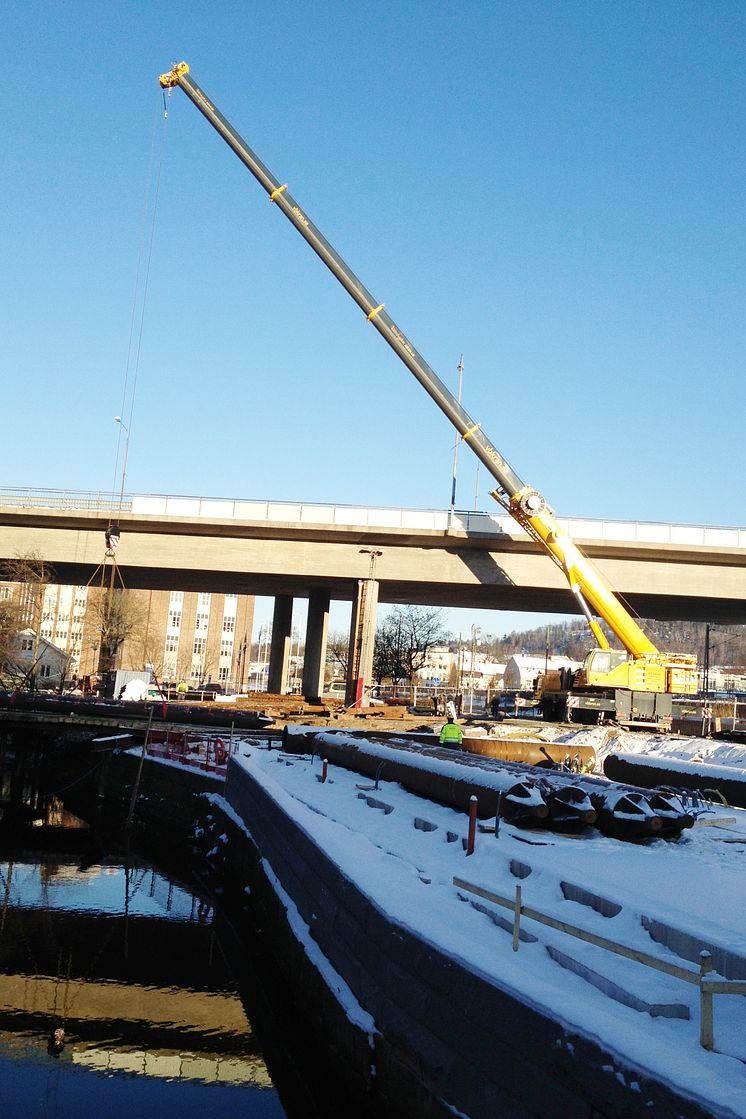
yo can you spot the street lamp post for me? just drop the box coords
[468,625,481,713]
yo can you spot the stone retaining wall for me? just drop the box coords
[218,758,717,1119]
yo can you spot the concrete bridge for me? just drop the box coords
[1,487,744,699]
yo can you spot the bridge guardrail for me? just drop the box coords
[0,488,132,514]
[1,487,744,549]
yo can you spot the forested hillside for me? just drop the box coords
[482,620,746,667]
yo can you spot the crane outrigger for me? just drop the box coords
[159,62,698,725]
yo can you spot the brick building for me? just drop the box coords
[1,581,254,690]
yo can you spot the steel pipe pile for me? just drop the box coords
[0,690,274,731]
[281,726,695,840]
[527,765,694,840]
[281,725,550,827]
[604,752,746,810]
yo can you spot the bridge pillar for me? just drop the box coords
[346,578,379,707]
[301,589,330,701]
[267,595,293,694]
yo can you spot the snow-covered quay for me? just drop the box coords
[202,727,746,1119]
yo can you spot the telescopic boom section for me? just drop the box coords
[159,64,524,497]
[159,62,659,661]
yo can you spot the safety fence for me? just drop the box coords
[145,730,235,775]
[453,876,746,1052]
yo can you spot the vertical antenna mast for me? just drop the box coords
[448,355,464,529]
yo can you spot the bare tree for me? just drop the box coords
[0,552,56,688]
[373,614,406,687]
[87,587,148,676]
[0,595,22,680]
[2,552,55,629]
[326,630,350,680]
[374,606,450,691]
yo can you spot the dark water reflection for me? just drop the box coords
[0,855,287,1119]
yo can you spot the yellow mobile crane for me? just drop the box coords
[159,62,698,726]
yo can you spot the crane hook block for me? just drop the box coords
[160,62,190,88]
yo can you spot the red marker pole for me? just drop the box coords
[466,795,478,856]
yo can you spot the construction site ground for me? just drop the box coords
[222,692,519,736]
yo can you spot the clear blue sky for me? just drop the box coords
[4,2,745,642]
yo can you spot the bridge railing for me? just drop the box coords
[1,487,744,549]
[0,487,132,514]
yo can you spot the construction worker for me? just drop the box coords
[439,717,463,749]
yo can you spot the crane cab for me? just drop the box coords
[579,648,697,694]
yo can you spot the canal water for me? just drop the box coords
[0,851,288,1119]
[0,729,364,1119]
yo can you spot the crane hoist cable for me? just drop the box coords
[109,89,170,530]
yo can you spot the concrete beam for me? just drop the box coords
[1,507,745,623]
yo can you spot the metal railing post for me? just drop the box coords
[699,951,714,1050]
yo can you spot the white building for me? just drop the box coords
[703,667,746,693]
[416,645,506,689]
[502,654,582,691]
[6,629,70,688]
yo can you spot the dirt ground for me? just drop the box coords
[230,692,506,735]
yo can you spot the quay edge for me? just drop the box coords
[205,753,723,1119]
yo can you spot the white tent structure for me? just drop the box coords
[503,654,582,691]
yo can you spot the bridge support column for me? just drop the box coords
[346,578,379,707]
[267,595,293,694]
[301,589,330,701]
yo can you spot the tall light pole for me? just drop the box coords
[469,624,481,713]
[448,356,464,531]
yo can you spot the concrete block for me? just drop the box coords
[560,880,623,918]
[509,858,532,879]
[546,945,690,1019]
[414,817,438,832]
[465,895,538,943]
[642,914,746,980]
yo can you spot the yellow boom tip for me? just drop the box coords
[159,61,189,88]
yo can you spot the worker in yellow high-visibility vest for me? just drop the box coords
[438,718,463,748]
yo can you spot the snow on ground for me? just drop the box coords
[475,720,746,773]
[229,732,746,1119]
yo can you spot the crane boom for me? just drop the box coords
[159,62,697,698]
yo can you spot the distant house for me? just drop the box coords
[5,629,70,688]
[415,645,506,689]
[704,667,746,693]
[503,654,582,691]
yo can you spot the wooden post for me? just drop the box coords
[321,759,328,784]
[466,795,478,855]
[700,950,714,1050]
[512,884,522,952]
